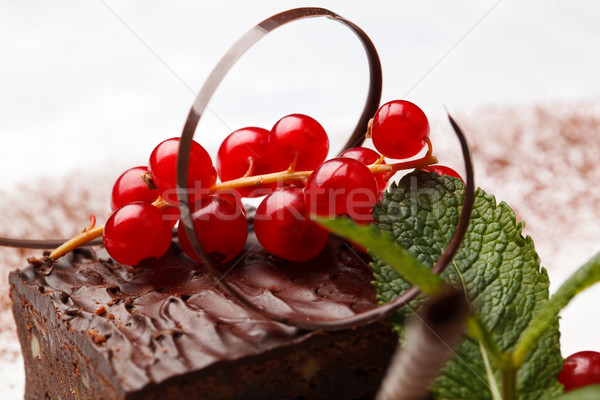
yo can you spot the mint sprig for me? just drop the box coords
[371,170,564,399]
[318,170,600,398]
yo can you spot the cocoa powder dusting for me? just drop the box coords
[0,170,113,391]
[447,102,600,276]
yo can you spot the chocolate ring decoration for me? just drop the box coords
[177,7,475,331]
[0,237,102,249]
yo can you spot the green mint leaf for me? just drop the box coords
[554,385,600,400]
[466,316,504,368]
[372,170,563,400]
[316,217,445,297]
[514,252,600,367]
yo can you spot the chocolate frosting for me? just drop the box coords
[15,234,379,392]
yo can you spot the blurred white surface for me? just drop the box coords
[2,1,600,188]
[1,1,600,398]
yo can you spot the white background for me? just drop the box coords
[1,1,600,397]
[2,1,600,187]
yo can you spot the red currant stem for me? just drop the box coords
[46,151,437,261]
[376,137,434,182]
[425,137,433,157]
[365,117,373,139]
[287,151,300,173]
[48,225,105,260]
[212,169,312,190]
[367,153,438,175]
[83,214,97,233]
[213,152,437,192]
[242,157,255,178]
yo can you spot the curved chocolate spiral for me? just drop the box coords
[177,7,475,331]
[0,237,103,249]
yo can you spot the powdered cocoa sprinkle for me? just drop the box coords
[0,170,114,387]
[443,101,600,275]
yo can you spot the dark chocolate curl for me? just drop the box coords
[375,290,469,400]
[0,237,103,249]
[177,7,476,332]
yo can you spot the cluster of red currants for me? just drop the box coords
[103,100,459,266]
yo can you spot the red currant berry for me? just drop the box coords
[103,202,173,266]
[422,165,464,182]
[371,100,430,160]
[276,179,306,191]
[269,114,329,171]
[162,206,181,229]
[212,190,247,217]
[111,166,158,210]
[255,188,329,262]
[305,158,378,223]
[340,147,388,195]
[217,127,279,197]
[558,351,600,392]
[149,138,214,205]
[177,195,247,264]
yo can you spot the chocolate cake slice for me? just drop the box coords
[10,233,396,400]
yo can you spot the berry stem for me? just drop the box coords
[211,170,312,190]
[213,153,437,192]
[242,157,255,178]
[368,154,438,174]
[288,151,300,173]
[48,225,105,260]
[365,118,373,139]
[425,137,433,157]
[46,151,437,261]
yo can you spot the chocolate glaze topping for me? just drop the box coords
[14,234,379,392]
